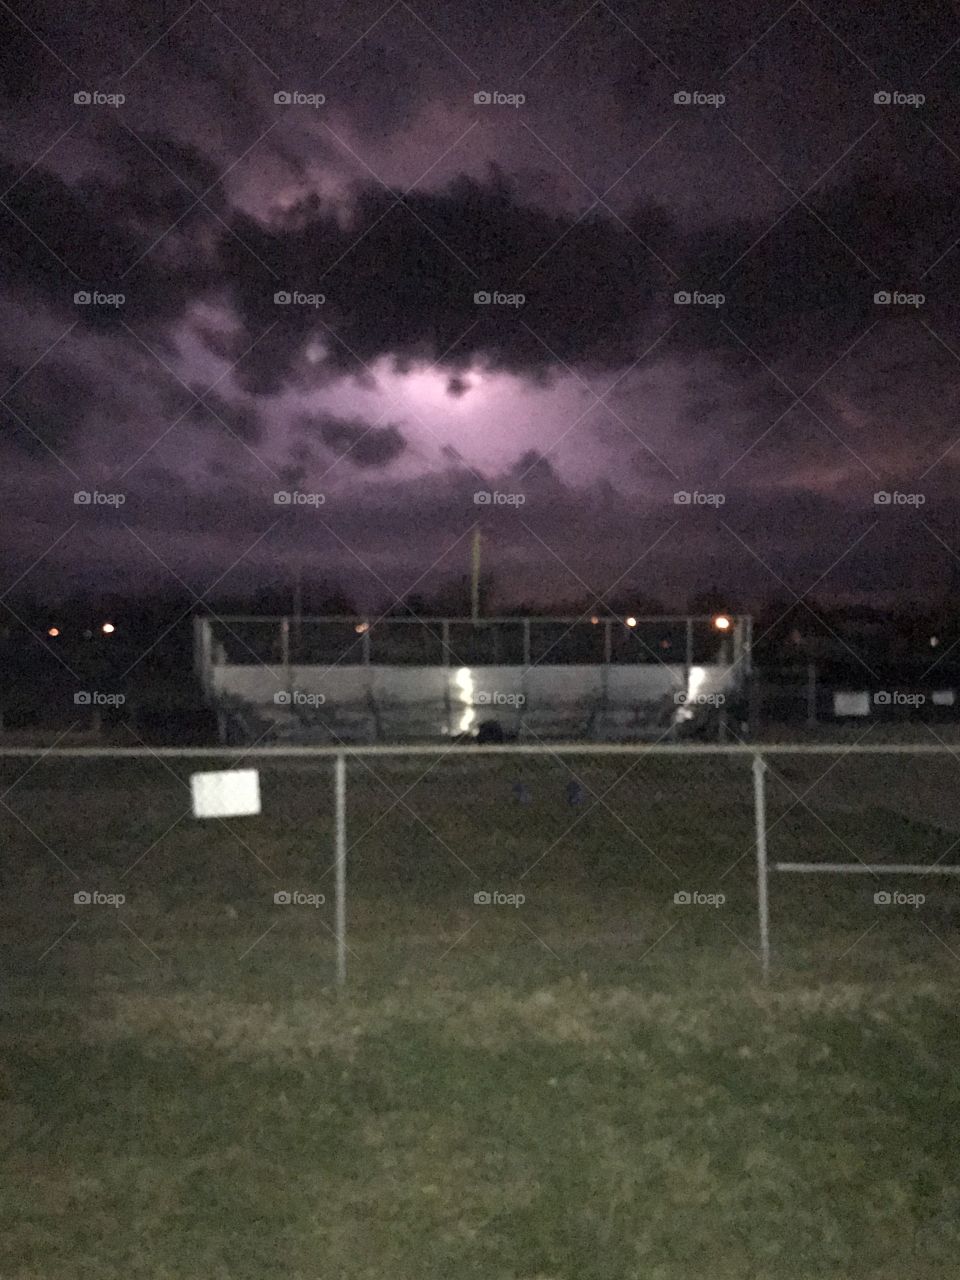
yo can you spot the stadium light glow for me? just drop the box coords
[713,614,732,632]
[454,666,475,734]
[625,616,637,628]
[102,622,115,634]
[47,627,60,637]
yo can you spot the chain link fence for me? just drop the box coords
[2,745,960,986]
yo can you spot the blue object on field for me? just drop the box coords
[566,779,587,807]
[512,781,532,805]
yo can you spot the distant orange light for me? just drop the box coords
[101,622,115,634]
[713,614,732,632]
[625,616,637,628]
[590,615,600,625]
[355,622,369,634]
[47,627,60,637]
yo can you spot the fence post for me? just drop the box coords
[753,753,770,980]
[334,752,347,986]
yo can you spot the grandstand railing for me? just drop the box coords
[194,613,753,670]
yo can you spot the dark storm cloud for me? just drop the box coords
[3,53,958,440]
[0,141,219,331]
[0,359,99,457]
[209,145,960,418]
[317,415,407,468]
[695,167,960,369]
[218,169,673,392]
[3,125,960,483]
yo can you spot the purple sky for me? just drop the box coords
[3,0,960,610]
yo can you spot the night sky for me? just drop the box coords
[3,0,960,610]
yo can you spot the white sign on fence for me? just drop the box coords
[191,769,261,818]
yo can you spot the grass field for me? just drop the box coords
[3,749,960,1278]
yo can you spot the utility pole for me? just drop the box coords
[292,563,302,651]
[471,525,481,622]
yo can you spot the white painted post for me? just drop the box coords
[753,753,770,980]
[334,753,347,986]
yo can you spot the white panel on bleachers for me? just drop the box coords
[606,664,683,701]
[212,667,285,701]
